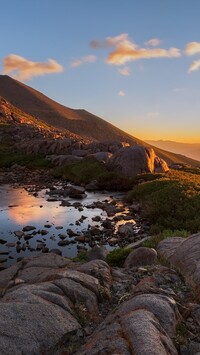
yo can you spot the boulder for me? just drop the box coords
[124,247,157,268]
[108,146,169,177]
[157,233,200,294]
[0,254,111,354]
[86,152,112,163]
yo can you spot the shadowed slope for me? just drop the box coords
[0,75,199,167]
[0,75,142,144]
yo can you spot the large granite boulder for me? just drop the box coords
[157,233,200,294]
[108,146,169,177]
[124,247,157,268]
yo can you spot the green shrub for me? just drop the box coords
[0,150,51,169]
[143,229,189,249]
[126,171,200,234]
[53,157,106,184]
[106,247,132,267]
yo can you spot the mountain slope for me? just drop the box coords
[146,140,200,162]
[0,75,199,167]
[0,75,143,144]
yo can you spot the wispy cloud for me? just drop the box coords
[108,43,181,66]
[144,38,162,47]
[118,90,125,96]
[188,60,200,73]
[118,66,130,76]
[3,54,63,81]
[147,112,159,118]
[185,42,200,56]
[90,34,181,66]
[70,55,96,68]
[90,34,128,49]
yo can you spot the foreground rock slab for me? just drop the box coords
[76,293,180,355]
[0,254,111,354]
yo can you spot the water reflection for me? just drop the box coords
[0,185,114,267]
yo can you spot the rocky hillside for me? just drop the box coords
[0,75,199,167]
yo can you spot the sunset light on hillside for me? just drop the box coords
[0,0,200,144]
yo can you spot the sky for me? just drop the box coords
[1,0,200,143]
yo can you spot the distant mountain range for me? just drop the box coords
[0,75,199,167]
[146,140,200,162]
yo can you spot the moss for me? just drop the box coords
[0,151,51,169]
[71,251,87,262]
[53,157,107,184]
[174,322,188,349]
[106,247,132,267]
[143,229,189,249]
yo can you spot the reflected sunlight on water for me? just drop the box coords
[0,185,117,267]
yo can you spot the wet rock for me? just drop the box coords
[6,243,16,247]
[118,222,136,236]
[67,228,78,237]
[55,226,63,230]
[44,224,52,228]
[40,229,49,235]
[85,180,98,191]
[24,234,33,241]
[58,240,70,246]
[22,225,36,232]
[124,247,157,268]
[92,215,101,222]
[0,239,7,245]
[14,231,24,238]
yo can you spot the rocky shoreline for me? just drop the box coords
[0,167,151,268]
[0,234,200,354]
[0,169,200,354]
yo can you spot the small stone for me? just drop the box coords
[22,226,36,232]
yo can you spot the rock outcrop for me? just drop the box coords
[108,146,169,177]
[0,253,111,354]
[0,251,189,355]
[157,232,200,294]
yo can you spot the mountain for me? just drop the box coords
[0,75,199,167]
[146,140,200,162]
[0,75,143,145]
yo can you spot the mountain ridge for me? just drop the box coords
[0,75,199,167]
[146,139,200,162]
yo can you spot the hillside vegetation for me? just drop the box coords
[126,168,200,234]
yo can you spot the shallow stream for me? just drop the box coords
[0,184,128,267]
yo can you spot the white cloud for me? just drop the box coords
[70,55,96,67]
[3,54,63,81]
[188,60,200,73]
[90,34,181,66]
[118,90,125,96]
[144,38,162,47]
[185,42,200,55]
[108,43,181,65]
[118,66,130,76]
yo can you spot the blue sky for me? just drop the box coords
[1,0,200,142]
